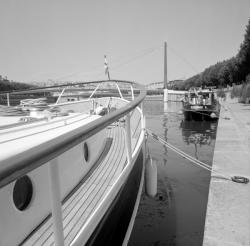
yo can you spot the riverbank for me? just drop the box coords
[203,100,250,245]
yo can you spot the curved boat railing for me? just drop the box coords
[0,79,146,246]
[0,80,146,188]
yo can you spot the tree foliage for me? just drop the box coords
[175,19,250,90]
[0,76,33,92]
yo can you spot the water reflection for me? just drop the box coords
[129,100,216,246]
[163,101,182,113]
[180,120,217,159]
[162,113,168,166]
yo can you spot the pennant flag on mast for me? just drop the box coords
[104,55,110,80]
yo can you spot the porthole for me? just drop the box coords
[83,142,89,162]
[13,175,33,211]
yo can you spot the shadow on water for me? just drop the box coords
[128,100,218,246]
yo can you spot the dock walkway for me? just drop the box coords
[203,100,250,245]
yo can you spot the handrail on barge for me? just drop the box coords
[0,80,146,189]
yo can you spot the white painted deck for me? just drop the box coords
[22,125,129,246]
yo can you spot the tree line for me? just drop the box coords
[0,76,34,92]
[173,18,250,90]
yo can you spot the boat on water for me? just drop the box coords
[0,80,146,246]
[181,87,220,121]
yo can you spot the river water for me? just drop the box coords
[128,97,218,246]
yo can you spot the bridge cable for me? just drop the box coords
[167,43,200,74]
[53,45,162,82]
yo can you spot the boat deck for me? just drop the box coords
[22,124,133,246]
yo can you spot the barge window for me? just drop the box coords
[83,142,89,162]
[13,175,33,211]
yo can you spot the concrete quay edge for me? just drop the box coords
[203,100,250,246]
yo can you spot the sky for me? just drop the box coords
[0,0,249,85]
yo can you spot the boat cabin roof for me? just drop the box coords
[0,112,100,162]
[185,88,215,97]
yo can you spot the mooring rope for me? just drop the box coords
[146,128,249,184]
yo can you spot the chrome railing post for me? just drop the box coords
[55,88,66,105]
[6,93,10,106]
[140,102,145,130]
[130,85,134,101]
[92,99,95,113]
[89,84,100,99]
[125,114,132,164]
[115,82,123,99]
[48,158,65,246]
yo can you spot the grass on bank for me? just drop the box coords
[231,83,250,103]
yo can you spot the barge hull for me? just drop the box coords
[86,150,144,246]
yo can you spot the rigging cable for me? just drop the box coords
[52,44,162,82]
[110,45,162,71]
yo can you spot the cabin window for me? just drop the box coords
[83,142,89,162]
[13,175,33,211]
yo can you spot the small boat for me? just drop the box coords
[182,87,220,121]
[0,80,146,246]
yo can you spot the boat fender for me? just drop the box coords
[145,156,157,197]
[210,112,217,119]
[95,106,105,115]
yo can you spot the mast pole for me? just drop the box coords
[164,41,168,89]
[107,70,111,81]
